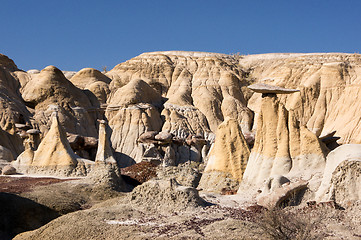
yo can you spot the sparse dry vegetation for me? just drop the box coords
[256,209,323,240]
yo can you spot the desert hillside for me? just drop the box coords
[0,51,360,239]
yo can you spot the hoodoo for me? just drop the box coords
[240,83,326,193]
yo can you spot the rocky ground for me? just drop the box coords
[0,174,359,240]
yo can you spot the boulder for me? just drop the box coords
[138,131,158,143]
[154,132,173,142]
[257,178,308,209]
[26,129,40,135]
[315,144,361,206]
[120,161,158,185]
[67,134,84,150]
[2,165,16,175]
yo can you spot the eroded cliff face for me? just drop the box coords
[241,53,361,144]
[107,51,254,137]
[1,51,361,171]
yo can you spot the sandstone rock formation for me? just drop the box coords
[198,117,250,192]
[107,51,253,137]
[105,79,163,166]
[241,53,361,144]
[241,88,326,192]
[13,112,94,176]
[1,51,361,240]
[0,54,32,131]
[95,120,116,164]
[70,68,111,104]
[21,65,98,137]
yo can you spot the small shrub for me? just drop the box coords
[256,209,322,240]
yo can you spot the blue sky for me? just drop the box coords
[1,0,361,71]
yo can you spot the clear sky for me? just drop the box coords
[1,0,361,71]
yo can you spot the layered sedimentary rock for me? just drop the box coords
[21,65,98,137]
[0,54,32,131]
[198,117,250,192]
[105,79,163,166]
[241,87,326,190]
[107,51,253,137]
[13,112,93,176]
[241,53,361,144]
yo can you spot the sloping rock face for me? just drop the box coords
[107,51,254,137]
[105,79,163,166]
[241,53,361,144]
[315,144,361,206]
[70,68,111,104]
[198,117,250,192]
[21,65,99,137]
[0,55,29,158]
[241,94,326,190]
[0,54,31,130]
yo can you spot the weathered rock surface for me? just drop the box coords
[13,112,94,176]
[70,68,111,104]
[0,54,32,132]
[106,79,163,166]
[21,65,98,137]
[95,120,116,164]
[315,144,361,206]
[241,94,326,191]
[198,117,250,193]
[242,53,361,144]
[107,51,253,137]
[0,51,360,240]
[128,178,207,212]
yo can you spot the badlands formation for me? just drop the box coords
[0,51,360,239]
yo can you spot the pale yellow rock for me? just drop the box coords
[241,95,326,189]
[13,112,94,176]
[198,117,250,192]
[240,53,361,144]
[31,112,78,167]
